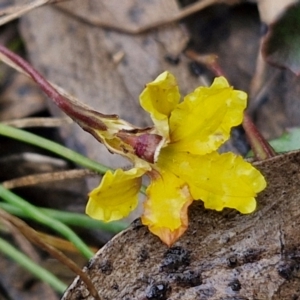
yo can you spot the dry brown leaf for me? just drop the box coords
[248,0,298,114]
[58,0,238,34]
[255,0,298,24]
[63,150,300,299]
[10,0,241,34]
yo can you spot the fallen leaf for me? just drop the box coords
[262,1,300,76]
[63,150,300,299]
[255,0,297,24]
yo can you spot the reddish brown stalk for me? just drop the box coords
[185,49,225,76]
[0,45,109,131]
[243,113,276,160]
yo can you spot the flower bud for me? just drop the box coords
[117,132,163,163]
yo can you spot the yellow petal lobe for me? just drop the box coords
[86,168,145,222]
[158,148,266,214]
[139,71,180,138]
[169,77,247,155]
[141,169,193,246]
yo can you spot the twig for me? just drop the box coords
[0,45,117,133]
[0,237,66,293]
[2,169,98,189]
[0,217,40,262]
[248,69,280,114]
[242,114,276,160]
[0,46,94,111]
[36,231,98,253]
[3,117,72,128]
[0,184,94,259]
[185,49,224,76]
[0,0,54,26]
[0,202,126,233]
[0,0,71,24]
[0,123,110,174]
[0,209,101,300]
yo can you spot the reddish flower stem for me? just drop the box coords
[0,45,109,131]
[242,114,276,160]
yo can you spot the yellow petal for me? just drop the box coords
[169,77,247,155]
[141,169,193,246]
[86,168,145,222]
[139,71,180,138]
[158,148,266,214]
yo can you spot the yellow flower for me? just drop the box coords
[86,71,266,246]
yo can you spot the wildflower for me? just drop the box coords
[86,71,266,246]
[0,46,266,246]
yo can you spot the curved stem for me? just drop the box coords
[0,202,126,234]
[0,185,94,259]
[0,123,109,174]
[0,236,67,293]
[243,113,276,160]
[0,123,148,195]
